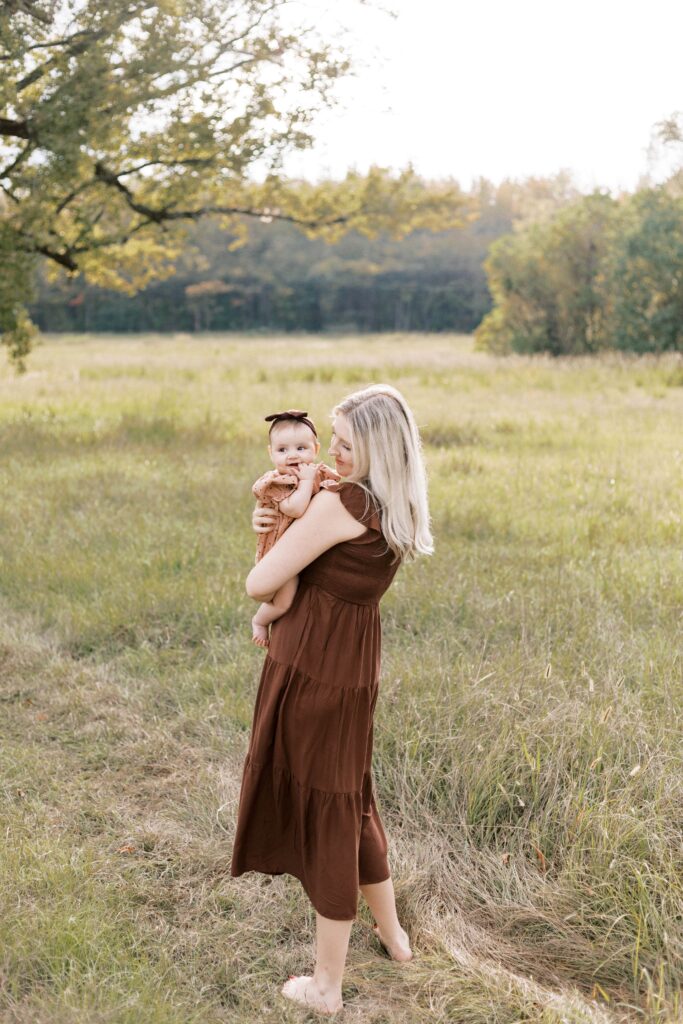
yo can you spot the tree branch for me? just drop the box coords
[0,180,20,203]
[0,117,31,140]
[0,143,33,180]
[16,4,154,93]
[93,161,352,230]
[116,157,215,177]
[55,181,94,214]
[1,27,101,61]
[54,161,213,216]
[15,235,79,271]
[4,0,53,26]
[223,0,286,50]
[18,171,357,278]
[17,26,110,92]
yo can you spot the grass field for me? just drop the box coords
[1,332,682,1024]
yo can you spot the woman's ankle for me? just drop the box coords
[375,917,402,938]
[312,972,342,997]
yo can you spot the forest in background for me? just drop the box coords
[28,169,683,354]
[28,174,583,336]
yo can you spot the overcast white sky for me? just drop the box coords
[282,0,682,193]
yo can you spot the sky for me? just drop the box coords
[282,0,683,193]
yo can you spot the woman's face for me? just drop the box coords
[328,413,354,476]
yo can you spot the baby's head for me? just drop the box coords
[265,409,320,474]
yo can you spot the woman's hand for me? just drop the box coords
[252,503,278,533]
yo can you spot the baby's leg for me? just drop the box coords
[251,576,299,648]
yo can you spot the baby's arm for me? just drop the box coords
[278,463,318,518]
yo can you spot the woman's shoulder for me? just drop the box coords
[326,480,381,533]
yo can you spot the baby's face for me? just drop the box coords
[268,423,320,474]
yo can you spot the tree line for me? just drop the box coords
[29,175,583,336]
[29,166,683,355]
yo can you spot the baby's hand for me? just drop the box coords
[295,462,319,482]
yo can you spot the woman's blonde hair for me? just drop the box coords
[332,384,434,564]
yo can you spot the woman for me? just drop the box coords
[231,383,433,1015]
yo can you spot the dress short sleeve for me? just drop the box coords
[252,469,298,503]
[330,481,382,534]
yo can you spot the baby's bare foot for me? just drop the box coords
[251,619,269,648]
[373,923,413,962]
[281,975,343,1015]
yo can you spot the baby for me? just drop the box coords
[250,409,340,647]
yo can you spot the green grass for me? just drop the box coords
[0,332,682,1023]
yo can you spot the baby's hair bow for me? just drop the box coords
[264,409,318,437]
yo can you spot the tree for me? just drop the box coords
[476,184,683,356]
[185,278,232,330]
[606,189,683,353]
[652,111,683,196]
[475,193,618,355]
[0,0,466,366]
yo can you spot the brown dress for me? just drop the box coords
[230,480,402,920]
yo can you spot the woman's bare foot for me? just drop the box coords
[281,975,343,1015]
[373,923,413,962]
[251,619,269,648]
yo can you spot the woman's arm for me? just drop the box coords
[246,489,365,603]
